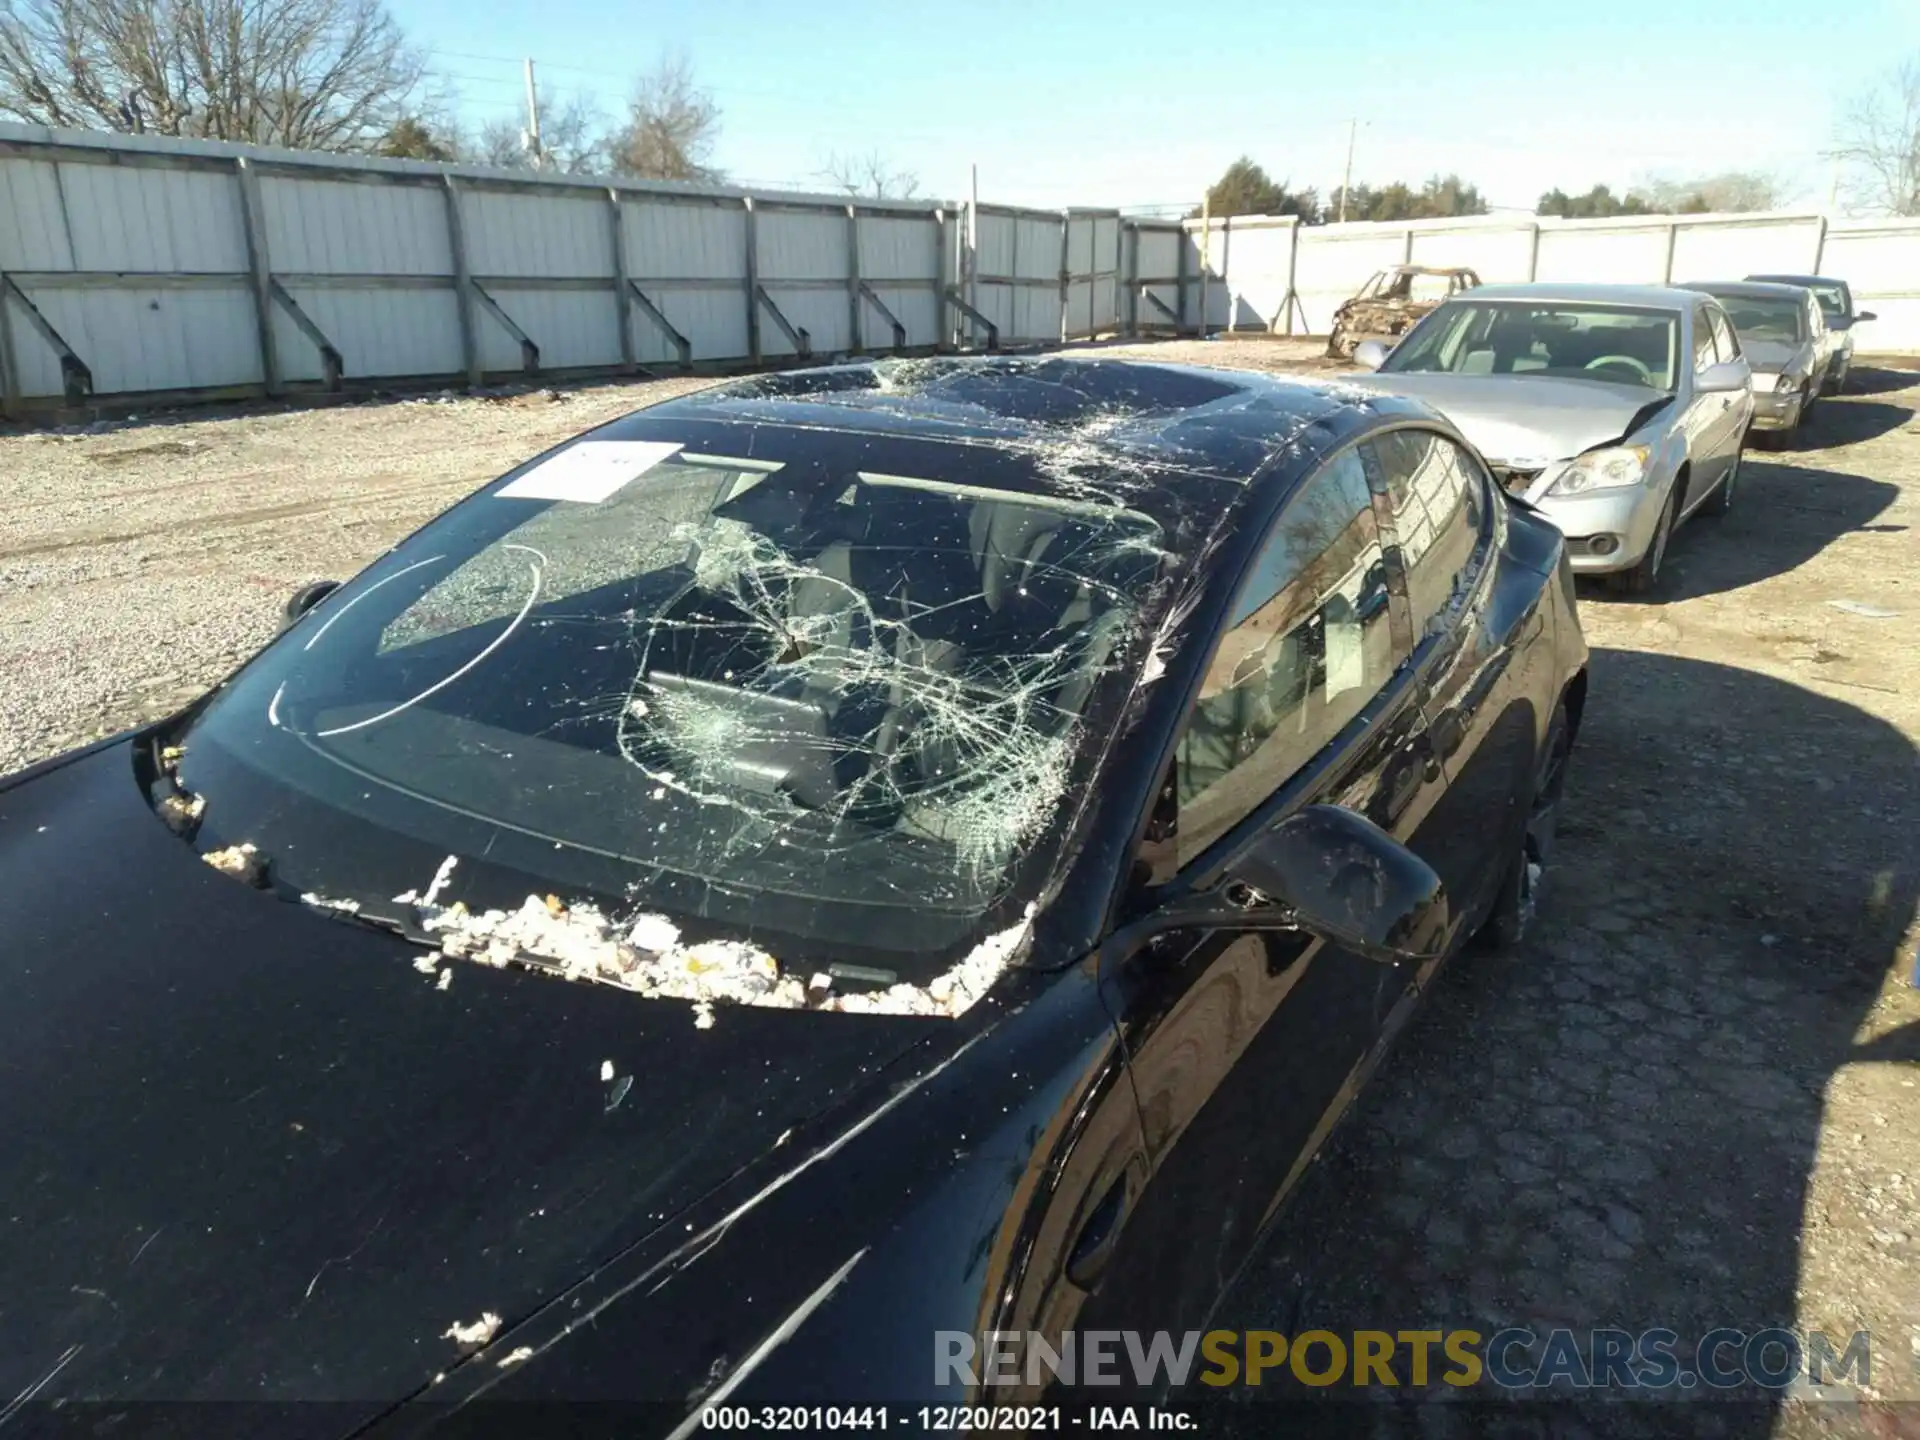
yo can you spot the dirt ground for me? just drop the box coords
[2,339,1917,1434]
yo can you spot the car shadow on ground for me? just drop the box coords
[1195,647,1918,1438]
[1836,364,1920,399]
[1793,397,1914,449]
[1632,460,1902,604]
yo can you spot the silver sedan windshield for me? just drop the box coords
[1385,302,1680,391]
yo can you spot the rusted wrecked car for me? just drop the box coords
[1327,265,1482,359]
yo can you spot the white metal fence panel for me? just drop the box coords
[62,161,248,272]
[277,286,460,379]
[1063,211,1120,339]
[858,216,936,281]
[758,207,846,280]
[0,156,71,269]
[970,208,1065,344]
[1668,217,1824,286]
[649,288,749,366]
[1410,222,1534,283]
[37,284,260,392]
[486,287,624,370]
[1822,221,1920,348]
[465,188,612,279]
[861,286,937,351]
[1200,219,1296,330]
[1534,222,1672,284]
[262,176,453,276]
[1132,224,1182,330]
[624,199,745,279]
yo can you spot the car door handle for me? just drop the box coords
[1382,737,1431,823]
[1065,1170,1135,1290]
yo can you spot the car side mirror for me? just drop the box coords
[1697,360,1750,393]
[1352,339,1390,372]
[1856,310,1877,324]
[1227,804,1449,965]
[281,579,341,632]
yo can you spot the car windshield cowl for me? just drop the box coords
[156,415,1179,1008]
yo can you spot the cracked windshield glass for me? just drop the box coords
[164,415,1167,978]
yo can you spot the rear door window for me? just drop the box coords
[1361,428,1490,639]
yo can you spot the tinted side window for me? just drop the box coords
[1171,448,1397,864]
[1708,306,1740,363]
[1362,429,1487,637]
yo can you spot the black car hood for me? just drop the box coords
[0,740,945,1411]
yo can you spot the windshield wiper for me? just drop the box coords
[288,888,435,947]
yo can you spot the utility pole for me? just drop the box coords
[967,162,980,339]
[1337,117,1358,223]
[524,58,544,170]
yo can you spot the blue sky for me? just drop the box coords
[388,0,1920,211]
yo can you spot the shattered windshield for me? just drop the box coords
[162,415,1168,986]
[1386,301,1680,390]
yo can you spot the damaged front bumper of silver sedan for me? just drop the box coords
[1495,458,1669,576]
[1746,377,1806,432]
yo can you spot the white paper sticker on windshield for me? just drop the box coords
[496,441,683,503]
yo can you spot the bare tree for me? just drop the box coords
[605,51,720,182]
[471,91,604,173]
[0,0,427,152]
[1833,61,1920,215]
[819,148,919,200]
[1631,171,1783,214]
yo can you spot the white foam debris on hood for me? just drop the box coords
[201,843,258,876]
[828,904,1038,1017]
[412,955,439,975]
[394,853,460,907]
[435,967,453,991]
[443,1311,502,1347]
[497,1346,535,1368]
[599,1059,615,1082]
[301,892,362,916]
[397,861,1039,1022]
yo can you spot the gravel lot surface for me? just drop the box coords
[3,340,1918,1434]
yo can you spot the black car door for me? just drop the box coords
[1081,439,1458,1345]
[1362,426,1540,943]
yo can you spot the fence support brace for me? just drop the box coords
[628,281,693,371]
[1,275,91,405]
[268,280,344,391]
[755,286,811,359]
[943,286,999,350]
[856,281,907,352]
[470,282,540,376]
[1138,287,1181,328]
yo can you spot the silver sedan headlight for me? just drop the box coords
[1546,445,1651,496]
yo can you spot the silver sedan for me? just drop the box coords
[1680,280,1827,445]
[1347,282,1754,595]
